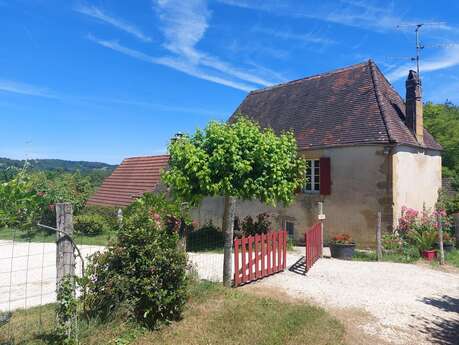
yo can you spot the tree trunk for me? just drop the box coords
[222,196,236,287]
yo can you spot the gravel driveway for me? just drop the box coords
[188,248,459,344]
[251,251,459,345]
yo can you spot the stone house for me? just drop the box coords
[88,60,442,247]
[194,61,442,246]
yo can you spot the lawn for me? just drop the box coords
[352,248,459,268]
[0,281,345,345]
[0,227,113,246]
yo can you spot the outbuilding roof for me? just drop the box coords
[231,60,441,151]
[87,155,169,207]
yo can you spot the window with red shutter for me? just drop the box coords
[304,159,320,193]
[319,157,331,195]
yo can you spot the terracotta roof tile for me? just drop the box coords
[87,155,169,207]
[231,60,441,151]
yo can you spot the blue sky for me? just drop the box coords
[1,0,458,164]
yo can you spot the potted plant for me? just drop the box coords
[435,232,456,252]
[407,227,437,261]
[329,233,356,260]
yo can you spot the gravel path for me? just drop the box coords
[0,240,103,311]
[252,252,459,345]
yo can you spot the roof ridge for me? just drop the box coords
[249,61,370,95]
[124,154,169,160]
[368,60,395,143]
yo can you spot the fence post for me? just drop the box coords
[376,212,382,261]
[437,214,445,265]
[56,203,75,288]
[317,202,325,257]
[117,208,123,229]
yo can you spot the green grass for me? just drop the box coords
[352,248,459,266]
[0,281,345,345]
[0,227,113,246]
[445,249,459,268]
[352,249,419,264]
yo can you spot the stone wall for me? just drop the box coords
[193,145,394,248]
[392,146,442,224]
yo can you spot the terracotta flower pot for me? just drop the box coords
[421,249,437,261]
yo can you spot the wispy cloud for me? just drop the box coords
[218,0,453,33]
[0,79,55,98]
[75,4,152,42]
[87,1,282,92]
[153,0,279,87]
[88,35,256,91]
[386,45,459,81]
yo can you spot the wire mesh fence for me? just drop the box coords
[0,223,101,345]
[186,224,227,282]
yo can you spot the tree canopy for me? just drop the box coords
[424,102,459,186]
[163,117,306,206]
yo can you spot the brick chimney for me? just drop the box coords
[405,70,424,144]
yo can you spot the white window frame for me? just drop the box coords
[304,159,320,193]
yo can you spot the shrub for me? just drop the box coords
[240,213,271,237]
[81,193,189,328]
[397,206,451,253]
[79,205,119,231]
[74,213,109,236]
[382,233,403,252]
[439,231,455,245]
[407,227,437,252]
[187,224,224,252]
[124,193,189,234]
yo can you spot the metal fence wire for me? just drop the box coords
[0,223,101,345]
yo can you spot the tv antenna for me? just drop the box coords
[395,22,447,80]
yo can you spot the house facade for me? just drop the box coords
[193,61,442,247]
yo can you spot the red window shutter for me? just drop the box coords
[319,157,331,195]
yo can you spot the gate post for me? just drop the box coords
[317,202,325,257]
[56,203,75,288]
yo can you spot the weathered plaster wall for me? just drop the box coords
[392,146,442,224]
[192,145,393,248]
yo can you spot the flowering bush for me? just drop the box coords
[397,206,419,235]
[330,233,354,245]
[396,206,453,253]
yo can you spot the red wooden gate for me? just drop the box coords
[305,223,322,271]
[234,230,288,287]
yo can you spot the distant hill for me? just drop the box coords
[0,157,117,173]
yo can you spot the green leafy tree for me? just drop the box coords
[29,171,94,214]
[424,102,459,186]
[163,116,306,285]
[0,169,46,231]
